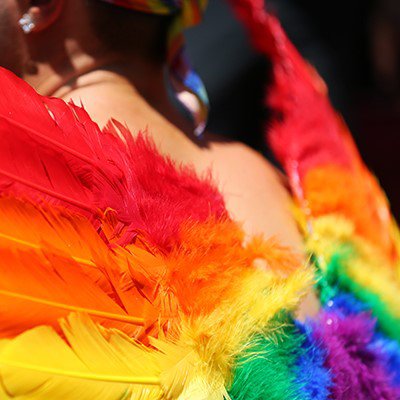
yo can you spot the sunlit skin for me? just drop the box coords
[1,0,318,318]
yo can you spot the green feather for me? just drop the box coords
[329,249,400,340]
[314,244,400,341]
[228,316,304,400]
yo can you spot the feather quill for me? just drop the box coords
[0,69,116,216]
[0,197,160,338]
[0,313,196,399]
[0,67,227,252]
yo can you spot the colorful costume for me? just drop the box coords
[0,0,399,399]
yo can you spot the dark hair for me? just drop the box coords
[86,0,172,62]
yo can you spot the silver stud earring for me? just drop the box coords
[18,13,36,34]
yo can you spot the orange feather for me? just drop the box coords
[0,197,157,338]
[303,165,394,258]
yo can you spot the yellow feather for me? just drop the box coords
[0,313,195,400]
[170,266,313,398]
[307,214,400,315]
[0,199,314,399]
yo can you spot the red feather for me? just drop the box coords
[226,0,355,182]
[0,68,227,252]
[0,68,126,219]
[227,0,395,255]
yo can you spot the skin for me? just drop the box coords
[1,0,318,318]
[0,1,28,75]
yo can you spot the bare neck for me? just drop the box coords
[22,40,189,132]
[25,43,166,101]
[21,0,176,126]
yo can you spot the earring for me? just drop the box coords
[18,13,36,34]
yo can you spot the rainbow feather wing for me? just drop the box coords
[0,67,312,398]
[228,0,400,397]
[1,0,400,393]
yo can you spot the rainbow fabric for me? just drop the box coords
[0,0,400,398]
[100,0,209,136]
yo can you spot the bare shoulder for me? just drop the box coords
[205,135,284,184]
[202,134,303,251]
[61,84,302,250]
[210,139,319,319]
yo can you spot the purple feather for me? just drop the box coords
[311,311,400,400]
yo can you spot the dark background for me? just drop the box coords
[185,0,400,220]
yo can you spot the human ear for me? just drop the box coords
[18,0,65,34]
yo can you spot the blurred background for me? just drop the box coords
[185,0,400,220]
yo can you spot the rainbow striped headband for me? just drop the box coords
[99,0,209,136]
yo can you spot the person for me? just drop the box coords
[0,0,399,398]
[1,0,304,251]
